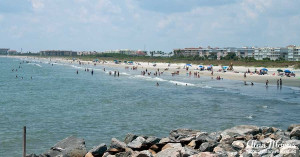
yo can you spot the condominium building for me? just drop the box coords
[174,47,254,60]
[254,47,288,60]
[0,48,10,55]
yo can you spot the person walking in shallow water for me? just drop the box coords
[76,70,78,74]
[156,82,159,86]
[280,78,282,86]
[266,80,269,86]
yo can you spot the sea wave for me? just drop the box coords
[28,63,42,67]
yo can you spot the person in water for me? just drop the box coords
[76,70,78,74]
[91,70,94,75]
[251,82,254,86]
[266,80,269,86]
[280,78,282,86]
[156,82,159,86]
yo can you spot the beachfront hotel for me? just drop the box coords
[174,45,300,61]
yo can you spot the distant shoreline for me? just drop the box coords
[4,55,300,88]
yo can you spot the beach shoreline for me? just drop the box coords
[4,55,300,88]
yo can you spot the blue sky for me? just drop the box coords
[0,0,299,53]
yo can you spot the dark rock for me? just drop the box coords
[88,143,107,157]
[42,136,87,157]
[169,129,200,142]
[199,141,217,152]
[144,136,160,145]
[221,125,261,138]
[110,138,127,150]
[261,126,278,135]
[196,132,212,143]
[290,126,300,139]
[124,133,138,144]
[127,136,146,149]
[209,132,222,142]
[288,124,300,132]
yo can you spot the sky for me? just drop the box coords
[0,0,300,53]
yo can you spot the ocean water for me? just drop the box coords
[0,56,300,156]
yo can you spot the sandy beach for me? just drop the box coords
[5,56,300,87]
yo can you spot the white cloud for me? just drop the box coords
[30,0,44,10]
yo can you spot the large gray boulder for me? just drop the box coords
[199,141,217,152]
[42,136,87,157]
[88,143,107,157]
[290,126,300,139]
[155,148,181,157]
[124,133,138,144]
[110,138,127,150]
[288,124,300,132]
[127,136,146,149]
[221,125,261,138]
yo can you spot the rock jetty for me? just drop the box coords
[27,124,300,157]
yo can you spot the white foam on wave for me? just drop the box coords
[246,115,253,119]
[120,72,130,76]
[169,80,195,86]
[70,65,84,69]
[129,75,167,82]
[28,63,42,67]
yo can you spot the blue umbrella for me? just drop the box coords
[198,65,203,68]
[261,68,268,71]
[223,66,228,69]
[284,69,291,73]
[186,64,192,67]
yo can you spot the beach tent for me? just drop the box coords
[128,61,133,64]
[277,69,283,72]
[284,69,291,73]
[261,68,268,71]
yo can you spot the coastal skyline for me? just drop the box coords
[1,0,300,53]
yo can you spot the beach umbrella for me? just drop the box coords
[186,64,192,67]
[277,69,283,72]
[284,69,291,73]
[261,68,268,71]
[223,66,228,69]
[198,65,203,68]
